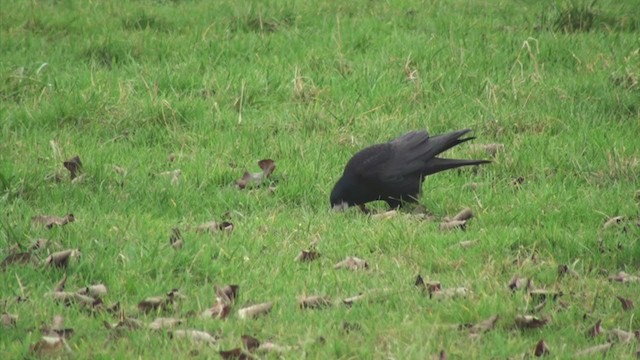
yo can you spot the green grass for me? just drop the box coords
[1,0,639,358]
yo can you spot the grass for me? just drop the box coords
[1,0,639,358]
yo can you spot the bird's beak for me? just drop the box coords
[332,202,349,212]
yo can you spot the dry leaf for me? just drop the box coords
[256,341,291,354]
[515,315,549,329]
[452,208,474,222]
[511,176,525,187]
[77,284,108,298]
[47,291,75,305]
[334,256,368,270]
[371,210,398,220]
[196,221,234,234]
[241,335,260,352]
[295,249,320,262]
[170,329,218,345]
[607,328,639,343]
[467,315,499,336]
[299,295,332,309]
[236,159,276,189]
[603,216,624,229]
[1,252,32,270]
[63,156,82,180]
[148,317,182,330]
[170,228,182,249]
[159,169,181,185]
[343,293,367,306]
[617,296,634,311]
[30,238,48,250]
[574,342,612,357]
[529,289,563,303]
[534,339,550,357]
[216,284,239,304]
[439,220,466,231]
[32,214,75,229]
[219,348,255,360]
[432,287,469,300]
[237,302,273,319]
[557,264,579,278]
[1,313,17,328]
[608,271,640,283]
[73,293,101,308]
[588,320,603,338]
[508,275,532,292]
[458,240,476,248]
[44,249,80,268]
[138,296,166,313]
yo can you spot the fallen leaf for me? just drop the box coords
[1,313,17,328]
[256,341,291,354]
[295,249,320,262]
[511,176,525,187]
[104,311,143,330]
[77,284,108,298]
[587,319,603,338]
[196,221,234,234]
[73,293,101,308]
[1,252,32,270]
[41,315,74,339]
[30,238,48,250]
[63,156,82,180]
[200,301,231,319]
[44,249,80,268]
[603,216,624,230]
[236,159,276,189]
[241,335,260,352]
[574,342,612,357]
[467,314,499,336]
[607,328,639,343]
[342,321,362,333]
[159,169,181,185]
[557,264,579,278]
[617,296,634,311]
[46,291,76,305]
[432,287,469,300]
[216,284,239,304]
[299,295,332,309]
[237,302,273,319]
[534,339,550,357]
[458,240,476,248]
[148,317,182,330]
[529,289,563,303]
[219,348,255,360]
[508,275,532,292]
[608,271,640,283]
[138,297,166,313]
[170,228,182,249]
[334,256,368,270]
[371,210,398,220]
[343,293,367,306]
[439,220,466,231]
[515,315,549,329]
[170,329,218,345]
[451,208,474,222]
[32,214,75,229]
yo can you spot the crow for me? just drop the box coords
[330,129,490,211]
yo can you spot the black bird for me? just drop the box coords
[330,129,490,211]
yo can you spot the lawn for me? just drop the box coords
[1,0,639,358]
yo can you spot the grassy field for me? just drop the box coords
[1,0,639,358]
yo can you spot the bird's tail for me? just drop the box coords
[422,157,490,176]
[427,128,476,156]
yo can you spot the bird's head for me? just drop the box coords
[330,176,356,211]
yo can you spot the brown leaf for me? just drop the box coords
[1,313,17,328]
[557,264,579,278]
[63,156,82,180]
[608,271,640,283]
[343,293,367,306]
[295,249,320,262]
[32,214,75,229]
[236,159,276,189]
[1,252,32,270]
[73,293,102,308]
[30,238,48,251]
[148,317,182,330]
[529,289,563,303]
[47,291,75,305]
[299,295,332,309]
[603,216,624,230]
[515,315,549,329]
[258,159,276,177]
[371,210,398,220]
[44,249,80,268]
[574,342,612,357]
[241,335,260,352]
[256,341,291,354]
[216,284,239,304]
[587,319,603,338]
[534,339,550,357]
[342,321,361,334]
[237,302,273,319]
[431,287,469,300]
[439,220,466,231]
[334,256,368,270]
[467,314,499,335]
[170,329,218,345]
[196,220,234,234]
[617,296,634,311]
[415,274,425,288]
[511,176,525,187]
[170,228,182,249]
[452,207,474,222]
[508,275,532,292]
[219,348,255,360]
[138,296,166,313]
[607,328,638,343]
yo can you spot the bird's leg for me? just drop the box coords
[358,204,370,214]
